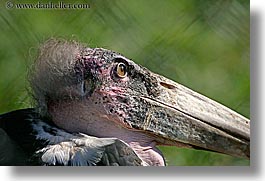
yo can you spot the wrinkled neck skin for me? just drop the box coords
[48,101,166,166]
[129,141,165,166]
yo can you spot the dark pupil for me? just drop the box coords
[120,64,125,72]
[118,63,126,75]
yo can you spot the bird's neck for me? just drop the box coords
[127,140,165,166]
[48,101,165,166]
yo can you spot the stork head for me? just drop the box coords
[30,39,250,166]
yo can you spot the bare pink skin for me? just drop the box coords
[48,96,165,166]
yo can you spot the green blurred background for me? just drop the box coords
[0,0,249,166]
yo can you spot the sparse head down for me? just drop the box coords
[29,38,250,166]
[29,39,84,113]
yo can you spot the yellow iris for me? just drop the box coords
[116,62,127,78]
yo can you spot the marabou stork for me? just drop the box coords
[0,39,250,166]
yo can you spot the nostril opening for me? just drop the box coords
[160,82,176,89]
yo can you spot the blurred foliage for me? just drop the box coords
[0,0,249,165]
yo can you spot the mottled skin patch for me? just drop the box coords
[74,49,163,130]
[30,39,250,166]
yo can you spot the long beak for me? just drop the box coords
[129,73,250,159]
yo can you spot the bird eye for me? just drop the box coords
[116,62,127,78]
